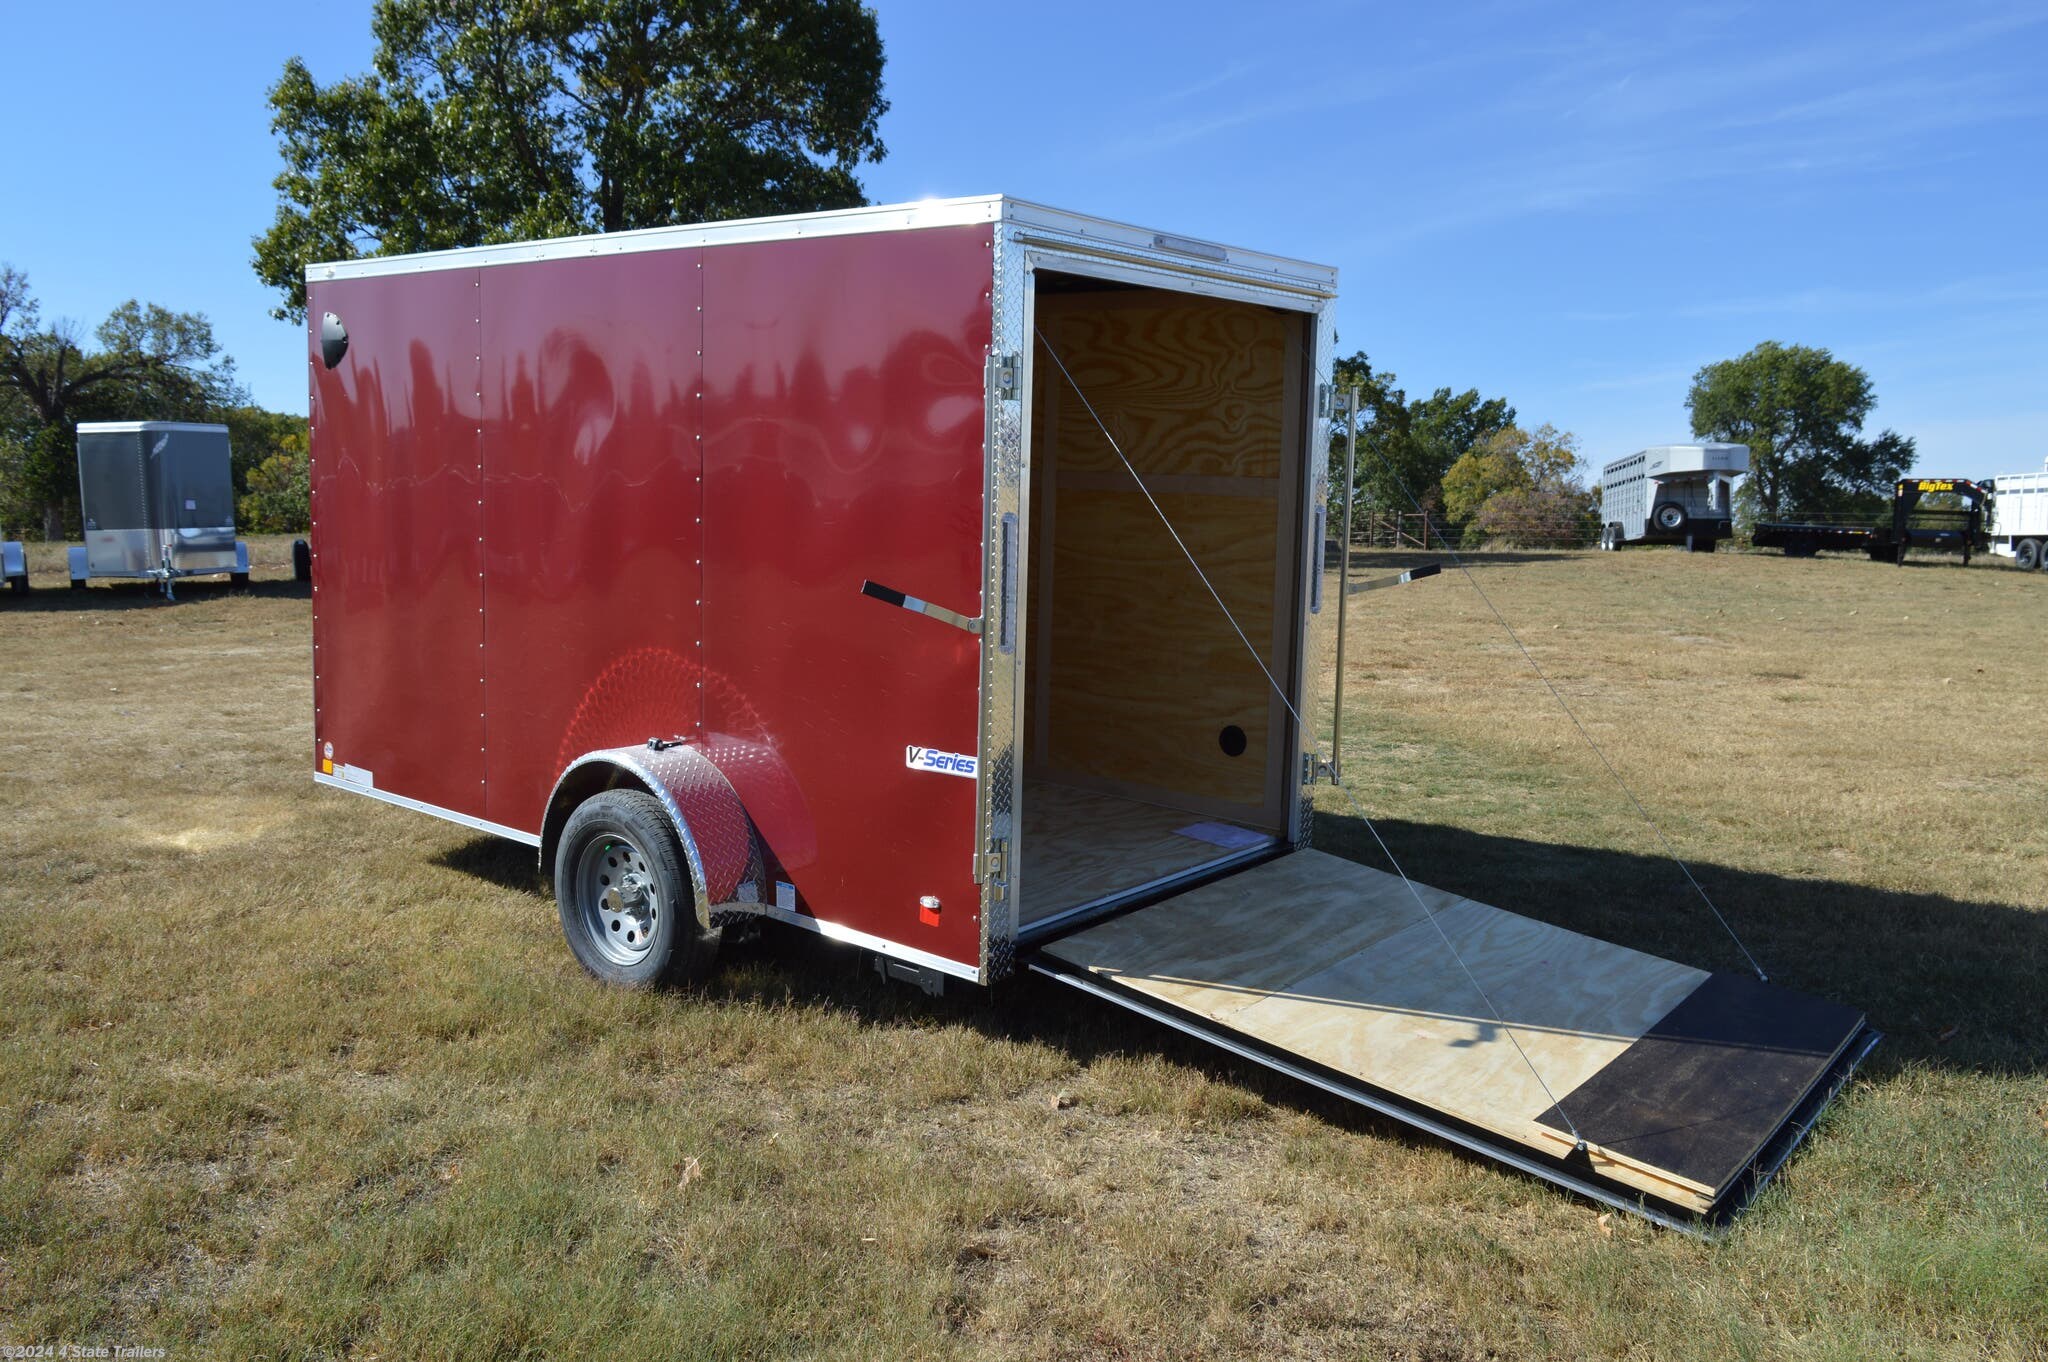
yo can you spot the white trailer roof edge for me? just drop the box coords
[305,195,1338,296]
[1601,442,1749,464]
[76,421,231,435]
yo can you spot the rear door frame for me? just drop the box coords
[977,204,1339,982]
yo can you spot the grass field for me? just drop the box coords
[1,541,2044,1359]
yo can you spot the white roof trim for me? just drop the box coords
[76,422,230,434]
[305,195,1337,292]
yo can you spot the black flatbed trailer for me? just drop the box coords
[1752,522,1877,557]
[1754,478,1988,564]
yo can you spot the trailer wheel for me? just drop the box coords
[6,575,25,595]
[292,538,312,583]
[2016,538,2041,571]
[231,571,251,587]
[555,789,719,988]
[1652,502,1688,534]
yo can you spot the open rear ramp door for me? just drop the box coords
[1031,851,1875,1227]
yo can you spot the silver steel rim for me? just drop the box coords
[573,831,661,967]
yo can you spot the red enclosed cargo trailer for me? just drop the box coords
[308,196,1872,1229]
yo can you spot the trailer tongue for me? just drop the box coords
[1031,850,1873,1226]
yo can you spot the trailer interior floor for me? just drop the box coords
[1019,781,1275,926]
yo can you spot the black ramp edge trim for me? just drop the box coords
[1536,971,1866,1195]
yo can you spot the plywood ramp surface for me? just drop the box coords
[1041,850,1767,1210]
[1019,781,1275,925]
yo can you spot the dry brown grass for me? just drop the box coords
[1,543,2044,1359]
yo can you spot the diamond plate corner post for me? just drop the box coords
[1297,299,1340,851]
[977,224,1030,984]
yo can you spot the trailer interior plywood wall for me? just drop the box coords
[1020,275,1309,923]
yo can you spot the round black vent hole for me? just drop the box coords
[1218,725,1248,757]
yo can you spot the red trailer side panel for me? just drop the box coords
[703,226,993,968]
[477,250,705,831]
[309,269,487,819]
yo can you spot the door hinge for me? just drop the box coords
[976,836,1010,898]
[1302,752,1338,786]
[1317,382,1331,418]
[996,353,1021,402]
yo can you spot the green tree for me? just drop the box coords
[254,0,891,320]
[222,405,311,498]
[1409,385,1517,494]
[1685,341,1914,522]
[1328,351,1515,538]
[1442,424,1592,547]
[1441,428,1530,522]
[0,266,245,537]
[239,436,312,533]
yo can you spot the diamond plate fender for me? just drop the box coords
[540,742,768,931]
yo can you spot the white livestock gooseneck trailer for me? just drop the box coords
[1597,443,1748,552]
[305,196,1872,1230]
[1986,458,2048,571]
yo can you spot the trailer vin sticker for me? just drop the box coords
[906,746,977,779]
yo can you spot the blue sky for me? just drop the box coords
[5,0,2044,478]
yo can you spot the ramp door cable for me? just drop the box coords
[1340,411,1770,985]
[1035,329,1587,1146]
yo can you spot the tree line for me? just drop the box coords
[10,0,1912,550]
[1327,351,1597,549]
[1328,339,1915,549]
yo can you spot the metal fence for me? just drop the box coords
[1344,510,1602,552]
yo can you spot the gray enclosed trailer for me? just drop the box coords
[69,422,249,593]
[1597,443,1748,552]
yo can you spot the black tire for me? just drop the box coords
[2016,539,2041,571]
[6,575,25,596]
[1652,502,1688,534]
[1787,538,1819,558]
[1689,534,1716,554]
[291,538,312,583]
[231,571,250,587]
[69,577,87,590]
[555,789,719,988]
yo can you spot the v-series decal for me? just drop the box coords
[906,745,978,779]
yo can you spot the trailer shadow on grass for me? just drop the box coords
[0,576,310,612]
[433,816,2048,1085]
[1309,812,2047,1079]
[433,835,546,894]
